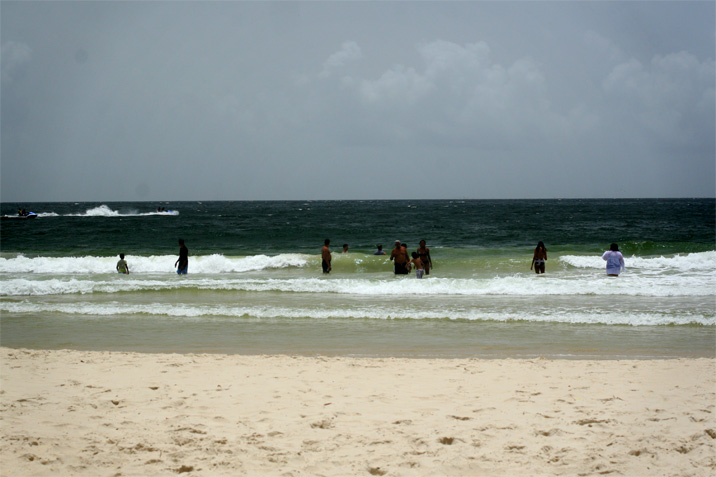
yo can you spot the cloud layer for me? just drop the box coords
[1,1,714,201]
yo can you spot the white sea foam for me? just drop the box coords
[3,205,179,218]
[1,252,714,298]
[0,253,309,275]
[83,205,122,216]
[1,273,713,297]
[196,253,308,273]
[68,205,180,217]
[560,251,716,271]
[4,251,713,276]
[38,205,180,217]
[0,300,712,326]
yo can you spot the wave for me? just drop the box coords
[1,273,713,297]
[0,253,309,274]
[69,204,179,217]
[2,251,714,276]
[0,300,712,326]
[3,205,179,218]
[559,251,716,271]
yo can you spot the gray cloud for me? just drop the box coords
[320,41,362,78]
[1,1,714,201]
[1,41,31,84]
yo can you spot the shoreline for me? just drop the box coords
[1,347,714,475]
[3,311,714,360]
[1,344,713,361]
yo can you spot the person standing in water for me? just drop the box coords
[530,241,547,274]
[408,252,425,279]
[175,239,189,274]
[416,240,433,275]
[374,244,386,255]
[322,239,332,274]
[116,253,129,274]
[390,240,410,275]
[602,243,625,276]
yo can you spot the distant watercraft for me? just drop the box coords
[3,211,37,220]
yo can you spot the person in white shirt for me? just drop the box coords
[602,243,625,276]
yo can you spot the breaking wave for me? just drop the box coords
[0,299,712,326]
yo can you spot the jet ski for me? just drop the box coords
[17,209,38,219]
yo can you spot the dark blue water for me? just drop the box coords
[2,199,713,256]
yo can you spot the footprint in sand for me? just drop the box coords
[438,437,458,445]
[448,415,471,421]
[310,419,334,429]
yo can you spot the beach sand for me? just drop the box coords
[1,348,714,476]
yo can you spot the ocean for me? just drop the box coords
[1,199,714,358]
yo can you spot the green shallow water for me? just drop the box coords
[2,311,714,359]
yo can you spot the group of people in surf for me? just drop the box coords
[322,239,433,279]
[530,241,626,276]
[323,240,624,278]
[116,238,625,278]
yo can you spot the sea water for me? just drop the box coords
[1,199,714,358]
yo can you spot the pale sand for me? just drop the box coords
[1,348,714,476]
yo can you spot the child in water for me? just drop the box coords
[408,252,425,279]
[116,253,129,274]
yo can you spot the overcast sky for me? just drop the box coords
[2,1,714,202]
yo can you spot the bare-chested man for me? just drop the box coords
[389,240,410,275]
[322,239,332,274]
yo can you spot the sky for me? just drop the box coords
[1,1,714,202]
